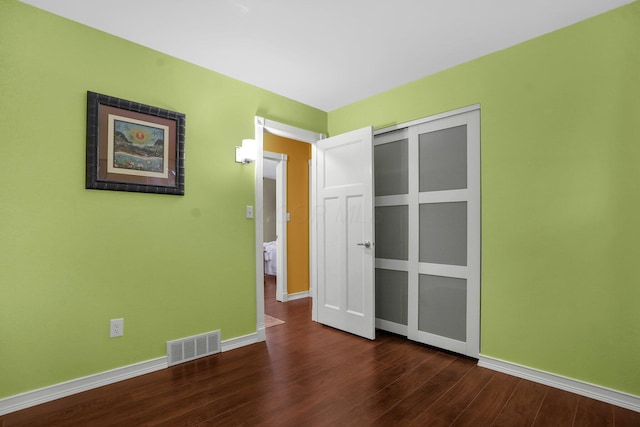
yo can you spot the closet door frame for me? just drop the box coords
[374,104,480,358]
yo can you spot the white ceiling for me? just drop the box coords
[21,0,633,112]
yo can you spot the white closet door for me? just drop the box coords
[409,110,480,357]
[374,107,480,357]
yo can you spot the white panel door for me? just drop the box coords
[315,126,375,340]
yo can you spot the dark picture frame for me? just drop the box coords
[86,91,185,195]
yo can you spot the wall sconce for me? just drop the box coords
[235,139,257,164]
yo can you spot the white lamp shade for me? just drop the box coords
[242,139,257,162]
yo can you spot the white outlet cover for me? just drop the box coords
[110,318,124,338]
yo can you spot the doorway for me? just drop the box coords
[253,117,324,342]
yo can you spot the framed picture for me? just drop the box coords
[86,91,185,195]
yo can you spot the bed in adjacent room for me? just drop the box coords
[263,241,277,276]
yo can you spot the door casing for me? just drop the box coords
[263,151,287,302]
[253,117,324,341]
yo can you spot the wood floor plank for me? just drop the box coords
[615,406,640,427]
[369,356,476,426]
[323,351,458,425]
[1,281,636,426]
[573,396,614,427]
[491,379,548,427]
[406,364,496,427]
[532,387,580,427]
[253,340,432,426]
[452,371,520,427]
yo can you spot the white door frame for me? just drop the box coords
[263,151,288,302]
[254,117,324,341]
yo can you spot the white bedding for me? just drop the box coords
[263,241,277,275]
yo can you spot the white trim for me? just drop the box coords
[264,151,288,302]
[465,109,481,358]
[256,117,325,144]
[418,262,467,279]
[308,159,315,319]
[375,194,410,206]
[285,290,311,301]
[276,158,287,302]
[418,189,468,203]
[413,330,467,354]
[375,104,480,136]
[0,357,167,416]
[376,318,408,336]
[374,127,409,145]
[221,332,262,352]
[255,120,266,337]
[0,331,264,416]
[405,124,420,350]
[478,356,640,413]
[375,258,409,271]
[310,144,318,322]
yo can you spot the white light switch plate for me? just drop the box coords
[246,205,254,219]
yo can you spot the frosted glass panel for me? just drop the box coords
[419,125,467,191]
[375,269,408,325]
[375,205,408,260]
[418,275,466,341]
[375,139,408,196]
[419,202,466,266]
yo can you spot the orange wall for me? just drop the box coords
[263,133,311,295]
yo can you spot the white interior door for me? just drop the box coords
[314,126,375,340]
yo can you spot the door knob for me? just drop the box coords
[357,241,371,249]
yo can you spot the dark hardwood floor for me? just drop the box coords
[2,275,639,426]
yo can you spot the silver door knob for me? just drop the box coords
[357,241,371,249]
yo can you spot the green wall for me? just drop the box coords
[0,1,325,398]
[2,0,639,403]
[330,2,640,395]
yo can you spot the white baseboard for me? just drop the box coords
[0,331,264,416]
[221,331,262,352]
[478,355,640,413]
[0,357,167,416]
[284,291,310,302]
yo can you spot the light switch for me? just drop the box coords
[246,205,254,219]
[286,212,291,221]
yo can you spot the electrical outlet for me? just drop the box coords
[110,318,124,338]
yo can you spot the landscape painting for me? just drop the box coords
[86,91,186,195]
[108,115,169,179]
